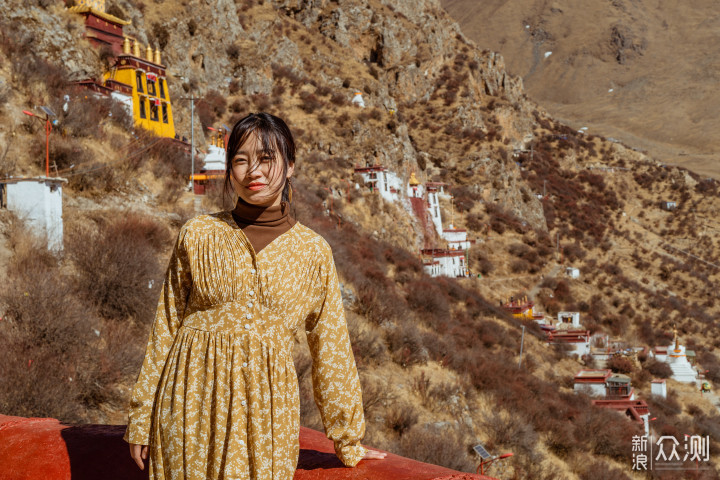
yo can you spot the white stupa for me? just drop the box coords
[351,92,365,108]
[666,327,698,384]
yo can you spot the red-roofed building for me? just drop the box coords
[574,369,612,397]
[547,329,591,355]
[591,399,650,435]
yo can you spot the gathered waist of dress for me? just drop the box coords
[179,302,295,356]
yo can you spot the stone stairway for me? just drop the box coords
[669,361,698,383]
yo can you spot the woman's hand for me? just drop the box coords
[362,448,387,460]
[129,443,149,470]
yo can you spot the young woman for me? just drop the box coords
[125,113,385,479]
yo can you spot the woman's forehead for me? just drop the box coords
[237,131,278,154]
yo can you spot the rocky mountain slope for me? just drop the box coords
[441,0,720,180]
[1,0,720,478]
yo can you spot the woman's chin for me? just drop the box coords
[240,192,281,207]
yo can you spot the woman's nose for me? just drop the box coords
[247,163,264,177]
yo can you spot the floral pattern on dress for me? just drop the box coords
[123,212,366,479]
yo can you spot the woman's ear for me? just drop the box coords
[287,162,295,179]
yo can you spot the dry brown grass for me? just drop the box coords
[67,212,169,324]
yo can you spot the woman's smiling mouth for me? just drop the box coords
[247,182,266,191]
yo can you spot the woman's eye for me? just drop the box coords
[261,155,273,162]
[233,157,247,164]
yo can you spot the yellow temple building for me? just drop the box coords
[71,0,176,138]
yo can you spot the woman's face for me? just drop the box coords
[230,132,294,207]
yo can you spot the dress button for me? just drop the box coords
[241,400,247,406]
[247,301,253,308]
[248,291,254,297]
[245,313,252,320]
[242,362,248,368]
[244,324,251,330]
[250,269,256,275]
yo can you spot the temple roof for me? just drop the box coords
[68,5,131,25]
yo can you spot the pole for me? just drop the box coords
[45,117,51,177]
[518,325,525,368]
[556,231,560,260]
[543,179,546,198]
[450,195,454,228]
[190,97,195,192]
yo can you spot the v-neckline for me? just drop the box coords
[222,211,299,259]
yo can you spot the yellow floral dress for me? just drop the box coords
[123,212,366,479]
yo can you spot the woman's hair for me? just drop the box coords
[223,112,296,204]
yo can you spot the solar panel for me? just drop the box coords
[473,444,492,459]
[39,106,57,117]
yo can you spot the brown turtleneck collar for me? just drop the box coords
[231,198,296,254]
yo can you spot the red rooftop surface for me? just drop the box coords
[0,414,497,480]
[591,399,650,424]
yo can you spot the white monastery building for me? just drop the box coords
[421,248,467,278]
[353,164,402,203]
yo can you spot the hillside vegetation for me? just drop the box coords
[441,0,720,180]
[1,0,720,478]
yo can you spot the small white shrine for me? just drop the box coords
[0,176,67,251]
[651,379,667,399]
[566,267,580,279]
[351,92,365,108]
[557,311,581,329]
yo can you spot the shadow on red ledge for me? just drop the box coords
[0,415,498,480]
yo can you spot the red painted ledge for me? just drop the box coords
[0,415,496,480]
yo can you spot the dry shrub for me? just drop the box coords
[68,212,168,323]
[405,278,450,319]
[386,321,427,367]
[11,53,68,97]
[0,225,99,421]
[384,402,418,436]
[51,92,132,139]
[607,355,634,374]
[42,135,92,171]
[483,410,538,456]
[299,91,324,114]
[485,203,528,234]
[578,460,631,480]
[644,358,672,378]
[196,90,227,130]
[359,374,393,412]
[576,407,637,460]
[510,259,530,273]
[346,312,387,367]
[399,424,473,472]
[293,341,323,430]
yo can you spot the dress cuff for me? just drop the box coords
[335,443,367,467]
[123,423,150,445]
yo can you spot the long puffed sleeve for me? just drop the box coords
[124,226,192,445]
[305,245,367,467]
